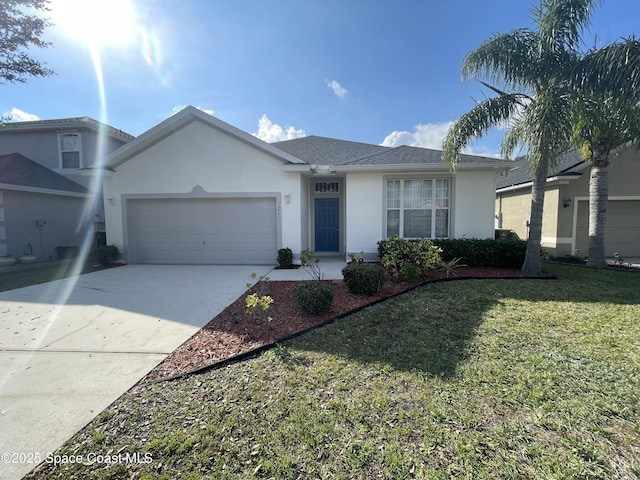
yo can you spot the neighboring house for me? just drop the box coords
[0,153,91,259]
[495,145,640,258]
[0,117,135,258]
[99,106,514,265]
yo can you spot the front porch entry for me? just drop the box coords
[311,178,343,254]
[315,198,339,251]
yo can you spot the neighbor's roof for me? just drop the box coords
[495,149,585,189]
[274,135,514,170]
[0,153,89,194]
[0,117,135,142]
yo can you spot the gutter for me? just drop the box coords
[0,182,93,198]
[496,174,582,193]
[283,163,515,173]
[79,166,116,177]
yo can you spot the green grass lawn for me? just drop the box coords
[0,260,110,292]
[26,263,640,479]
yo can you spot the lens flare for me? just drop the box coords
[50,0,137,48]
[142,27,172,86]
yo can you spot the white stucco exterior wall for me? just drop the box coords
[343,170,498,259]
[103,120,302,258]
[453,171,497,239]
[344,172,383,257]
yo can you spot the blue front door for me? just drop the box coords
[315,198,339,252]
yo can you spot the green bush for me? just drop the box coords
[377,235,442,276]
[294,280,333,315]
[277,247,293,267]
[401,262,422,282]
[93,245,119,266]
[341,262,386,295]
[432,238,526,268]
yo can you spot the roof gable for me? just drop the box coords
[104,106,306,168]
[0,153,89,194]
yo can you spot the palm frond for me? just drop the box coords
[442,93,525,169]
[572,36,640,101]
[535,0,599,52]
[572,94,640,157]
[462,30,538,89]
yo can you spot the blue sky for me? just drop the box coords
[2,0,637,157]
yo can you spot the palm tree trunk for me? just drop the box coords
[586,158,609,268]
[521,156,549,276]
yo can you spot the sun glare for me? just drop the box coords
[50,0,137,48]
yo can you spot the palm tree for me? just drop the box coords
[443,0,591,276]
[572,96,640,267]
[442,0,640,275]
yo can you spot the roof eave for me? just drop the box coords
[0,182,92,197]
[496,173,582,193]
[332,162,514,173]
[79,166,116,177]
[285,162,515,173]
[0,119,133,142]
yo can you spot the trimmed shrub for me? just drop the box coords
[294,280,333,315]
[277,247,293,267]
[432,238,526,269]
[93,245,119,266]
[401,262,422,283]
[377,235,442,276]
[341,262,385,295]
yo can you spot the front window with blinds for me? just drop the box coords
[386,178,450,238]
[58,133,82,169]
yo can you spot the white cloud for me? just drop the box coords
[3,108,40,122]
[381,122,453,149]
[252,114,306,143]
[381,122,502,158]
[465,144,503,158]
[325,79,348,99]
[171,105,214,116]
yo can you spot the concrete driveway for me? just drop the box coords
[0,264,273,480]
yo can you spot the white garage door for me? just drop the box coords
[128,197,277,264]
[575,200,640,257]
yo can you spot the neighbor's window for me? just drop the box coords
[58,133,82,169]
[386,178,450,238]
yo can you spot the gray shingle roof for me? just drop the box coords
[0,117,135,142]
[340,144,508,166]
[273,135,390,165]
[495,149,585,189]
[0,153,89,193]
[273,135,512,167]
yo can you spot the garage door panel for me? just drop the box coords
[129,197,277,264]
[575,200,640,257]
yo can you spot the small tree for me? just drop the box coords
[0,0,54,85]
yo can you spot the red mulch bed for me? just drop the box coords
[141,267,547,383]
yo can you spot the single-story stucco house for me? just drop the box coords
[98,106,514,265]
[495,145,640,258]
